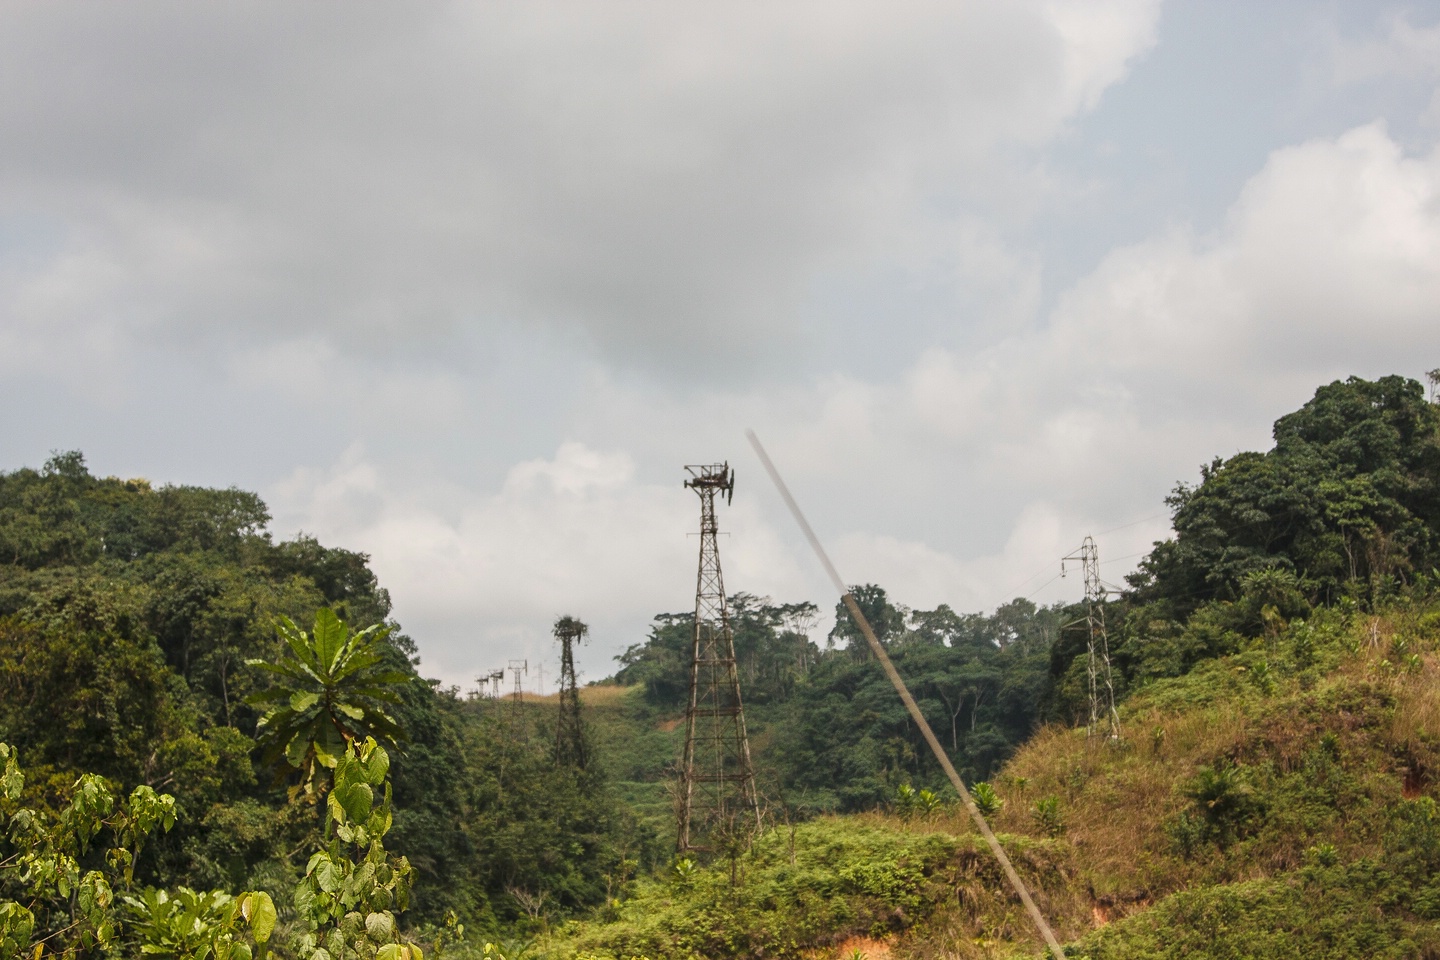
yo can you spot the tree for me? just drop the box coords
[0,741,277,960]
[246,609,411,794]
[1129,375,1440,613]
[829,585,907,660]
[291,738,423,960]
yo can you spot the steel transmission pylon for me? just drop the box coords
[677,463,760,852]
[1062,535,1121,740]
[553,615,589,770]
[508,659,528,706]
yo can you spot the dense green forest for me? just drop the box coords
[0,454,644,954]
[3,372,1440,959]
[612,589,1064,813]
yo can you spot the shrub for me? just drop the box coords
[970,782,1003,818]
[1183,760,1262,847]
[1031,796,1065,838]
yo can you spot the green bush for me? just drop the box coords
[552,819,1065,960]
[1030,796,1064,838]
[970,781,1003,818]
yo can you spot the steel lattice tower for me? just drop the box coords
[553,615,589,770]
[508,659,528,706]
[1062,536,1121,740]
[677,463,759,852]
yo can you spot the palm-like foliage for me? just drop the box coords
[246,608,410,792]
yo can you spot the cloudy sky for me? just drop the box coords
[4,0,1440,689]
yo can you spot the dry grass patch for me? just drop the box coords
[579,683,638,706]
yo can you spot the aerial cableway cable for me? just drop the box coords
[747,429,1069,960]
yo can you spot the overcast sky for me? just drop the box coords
[4,0,1440,689]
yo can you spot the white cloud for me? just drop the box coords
[9,5,1440,691]
[269,441,822,686]
[0,0,1160,375]
[257,117,1440,686]
[1046,122,1440,402]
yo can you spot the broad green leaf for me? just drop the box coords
[248,891,277,942]
[367,807,393,839]
[363,746,390,785]
[285,733,309,769]
[312,608,347,672]
[314,724,346,769]
[365,911,395,942]
[294,879,316,918]
[0,745,22,801]
[315,859,343,894]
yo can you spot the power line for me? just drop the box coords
[1001,561,1063,600]
[1095,513,1169,536]
[1020,571,1064,603]
[997,515,1166,601]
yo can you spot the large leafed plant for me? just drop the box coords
[247,608,410,794]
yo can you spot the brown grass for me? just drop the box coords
[579,683,638,706]
[984,705,1247,898]
[503,683,640,706]
[950,610,1440,911]
[881,610,1440,957]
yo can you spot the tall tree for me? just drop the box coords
[1129,375,1440,613]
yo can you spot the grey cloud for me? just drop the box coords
[0,1,1159,373]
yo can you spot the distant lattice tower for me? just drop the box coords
[553,615,590,770]
[508,659,528,707]
[1062,535,1121,740]
[677,463,760,852]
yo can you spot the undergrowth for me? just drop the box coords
[542,818,1078,960]
[548,595,1440,960]
[986,593,1440,958]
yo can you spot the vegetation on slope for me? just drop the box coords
[550,817,1079,960]
[551,374,1440,960]
[614,591,1067,815]
[998,593,1440,958]
[0,454,647,941]
[544,585,1440,960]
[4,372,1440,959]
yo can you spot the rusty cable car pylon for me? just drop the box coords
[553,615,589,770]
[1061,535,1121,740]
[677,463,759,852]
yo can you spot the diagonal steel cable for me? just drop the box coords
[746,429,1068,960]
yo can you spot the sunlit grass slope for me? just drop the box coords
[991,599,1440,957]
[541,599,1440,960]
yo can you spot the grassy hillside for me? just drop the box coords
[998,597,1440,958]
[538,593,1440,960]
